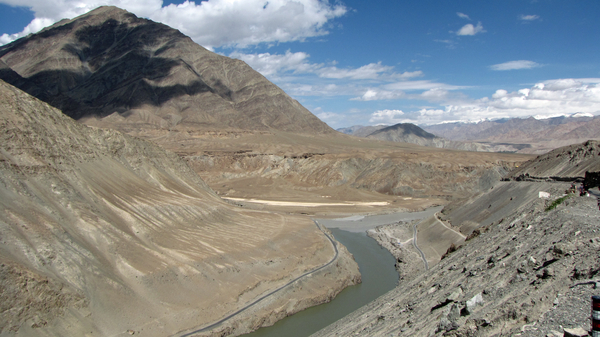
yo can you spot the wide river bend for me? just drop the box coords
[241,206,442,337]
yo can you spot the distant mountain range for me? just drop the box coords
[422,114,600,142]
[339,114,600,154]
[0,6,333,134]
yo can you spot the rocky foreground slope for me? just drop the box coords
[313,142,600,337]
[0,80,360,336]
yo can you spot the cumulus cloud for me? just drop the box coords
[0,0,347,48]
[0,17,54,45]
[490,60,541,71]
[519,14,540,21]
[456,22,485,36]
[153,0,347,48]
[457,12,470,20]
[0,0,162,24]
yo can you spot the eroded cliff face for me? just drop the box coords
[0,80,359,336]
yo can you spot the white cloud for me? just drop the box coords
[456,22,485,36]
[318,62,394,80]
[519,14,540,21]
[0,17,54,44]
[421,88,449,100]
[369,109,405,124]
[383,81,465,91]
[352,89,405,101]
[232,51,411,80]
[388,78,600,125]
[490,60,541,71]
[229,50,317,77]
[457,12,470,20]
[0,0,347,48]
[152,0,347,48]
[350,80,466,102]
[0,0,162,23]
[313,107,342,123]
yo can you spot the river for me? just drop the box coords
[241,206,442,337]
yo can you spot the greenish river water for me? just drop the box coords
[241,227,399,337]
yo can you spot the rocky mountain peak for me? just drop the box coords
[0,6,334,134]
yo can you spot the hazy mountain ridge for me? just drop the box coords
[0,6,333,134]
[342,115,600,154]
[337,125,386,137]
[339,123,494,152]
[422,115,599,141]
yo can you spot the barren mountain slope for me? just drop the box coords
[508,140,600,179]
[0,80,360,336]
[0,6,333,134]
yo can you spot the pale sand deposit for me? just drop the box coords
[223,197,390,207]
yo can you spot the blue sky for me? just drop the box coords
[1,0,600,129]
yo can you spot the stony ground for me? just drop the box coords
[312,183,600,337]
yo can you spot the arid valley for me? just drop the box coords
[0,4,599,337]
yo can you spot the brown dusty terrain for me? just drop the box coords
[127,127,533,215]
[0,80,361,337]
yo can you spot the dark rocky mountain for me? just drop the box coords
[367,123,437,142]
[0,6,333,134]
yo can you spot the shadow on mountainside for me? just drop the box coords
[0,17,231,120]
